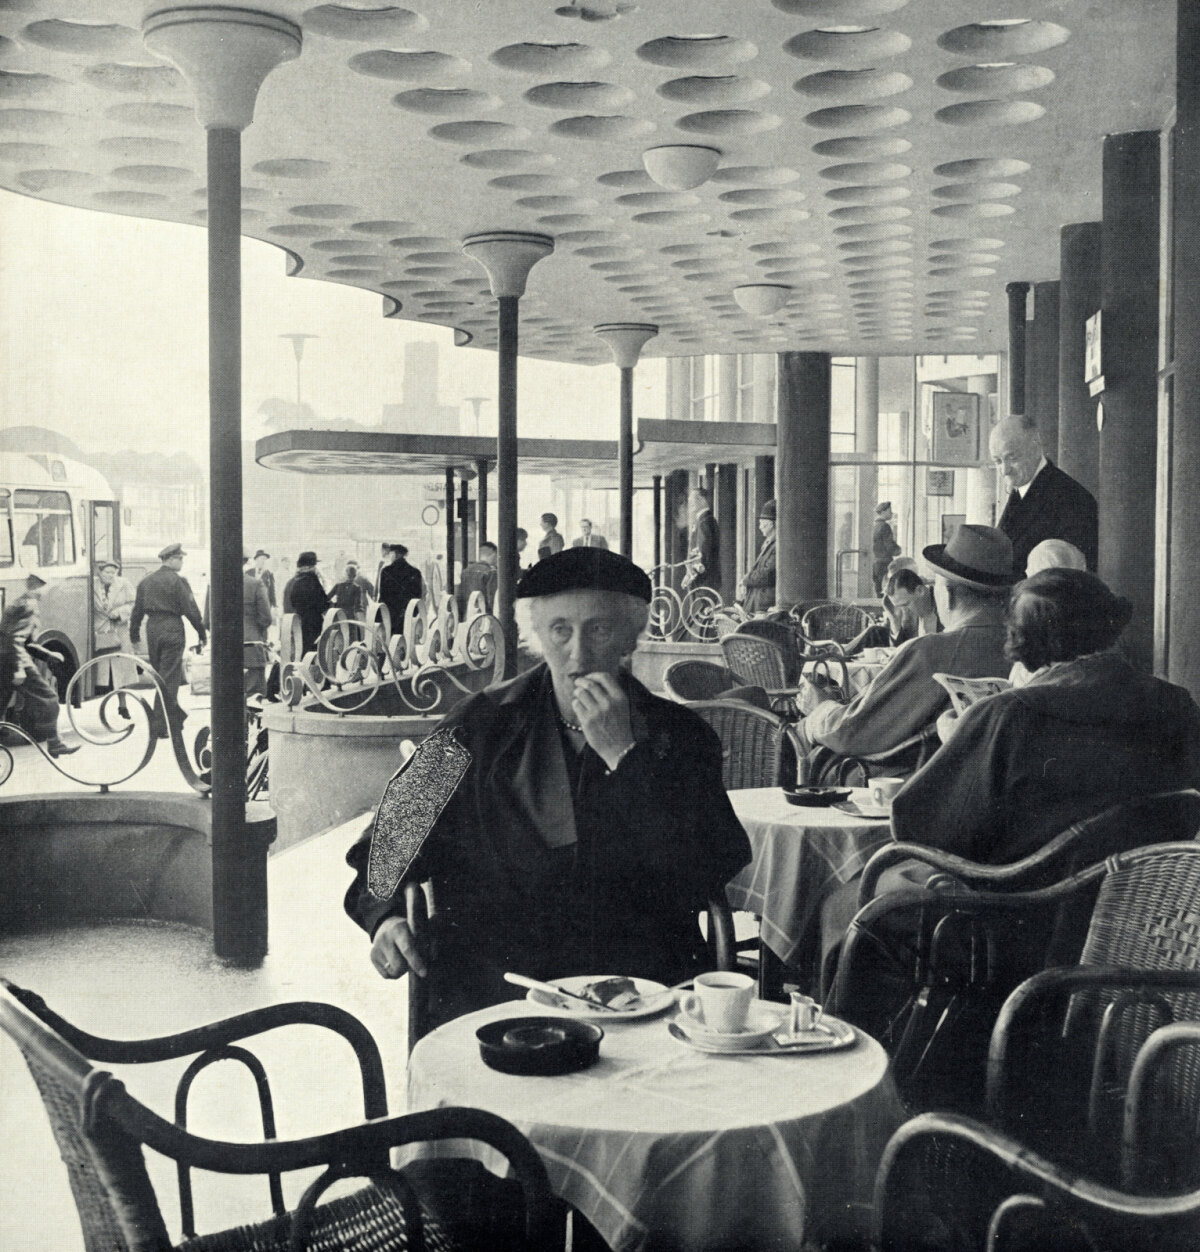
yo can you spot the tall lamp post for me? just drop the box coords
[464,395,489,435]
[279,333,317,411]
[144,7,300,966]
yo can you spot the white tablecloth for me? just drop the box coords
[798,655,888,714]
[406,999,905,1252]
[727,788,892,967]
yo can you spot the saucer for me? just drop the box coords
[672,1002,784,1052]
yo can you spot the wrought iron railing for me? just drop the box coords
[647,561,744,642]
[277,592,505,716]
[0,653,210,795]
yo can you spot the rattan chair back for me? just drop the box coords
[687,699,794,791]
[800,602,876,646]
[735,619,804,683]
[662,659,736,703]
[720,633,789,690]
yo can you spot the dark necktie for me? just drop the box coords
[1006,489,1021,515]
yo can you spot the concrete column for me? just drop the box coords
[716,463,738,603]
[776,352,832,606]
[1028,281,1061,454]
[652,474,662,572]
[476,458,488,549]
[854,356,879,598]
[143,7,300,967]
[1058,222,1103,496]
[1098,131,1159,672]
[595,323,657,559]
[1006,282,1031,414]
[462,231,553,675]
[444,468,455,595]
[667,357,690,420]
[1170,0,1200,690]
[459,474,470,573]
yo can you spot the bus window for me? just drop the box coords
[91,501,116,565]
[15,489,76,568]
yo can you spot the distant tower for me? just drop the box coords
[381,340,459,435]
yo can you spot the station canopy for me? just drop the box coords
[0,2,1175,363]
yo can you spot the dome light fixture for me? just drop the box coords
[733,283,791,316]
[641,144,721,190]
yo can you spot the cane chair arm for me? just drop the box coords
[102,1085,557,1249]
[985,965,1200,1126]
[706,891,737,972]
[873,1110,1200,1252]
[2,981,387,1118]
[1124,1021,1200,1190]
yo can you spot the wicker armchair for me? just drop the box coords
[799,601,877,647]
[734,619,805,683]
[826,794,1200,1113]
[873,842,1200,1252]
[0,980,555,1252]
[662,659,738,703]
[687,699,801,792]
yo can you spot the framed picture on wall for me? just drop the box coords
[926,468,955,497]
[931,391,981,466]
[942,513,967,545]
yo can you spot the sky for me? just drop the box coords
[0,189,665,463]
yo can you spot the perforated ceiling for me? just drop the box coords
[0,2,1174,364]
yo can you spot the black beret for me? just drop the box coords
[516,547,652,603]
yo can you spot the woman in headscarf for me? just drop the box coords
[0,602,78,756]
[92,559,137,712]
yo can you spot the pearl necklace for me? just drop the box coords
[557,710,584,734]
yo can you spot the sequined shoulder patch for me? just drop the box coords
[367,727,472,900]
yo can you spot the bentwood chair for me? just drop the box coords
[0,979,555,1252]
[830,810,1200,1117]
[872,847,1200,1252]
[799,602,877,648]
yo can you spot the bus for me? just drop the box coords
[0,451,151,698]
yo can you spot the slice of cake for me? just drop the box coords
[582,976,641,1011]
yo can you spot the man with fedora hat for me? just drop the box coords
[130,543,205,738]
[802,525,1015,773]
[282,551,330,656]
[738,498,777,614]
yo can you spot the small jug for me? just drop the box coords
[789,992,822,1035]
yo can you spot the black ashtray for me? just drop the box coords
[476,1016,604,1076]
[783,786,852,807]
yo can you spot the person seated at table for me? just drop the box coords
[820,568,1200,1035]
[883,567,940,646]
[799,525,1015,774]
[345,547,752,1030]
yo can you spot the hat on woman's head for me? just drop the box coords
[923,525,1016,590]
[759,498,777,521]
[97,559,120,572]
[875,501,892,516]
[297,551,318,569]
[516,547,652,603]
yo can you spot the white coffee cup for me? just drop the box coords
[869,776,904,810]
[680,971,756,1034]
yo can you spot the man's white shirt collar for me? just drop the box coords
[1016,456,1049,499]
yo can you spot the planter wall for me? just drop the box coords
[631,640,723,694]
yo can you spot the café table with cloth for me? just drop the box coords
[405,999,905,1252]
[799,654,889,715]
[727,788,892,993]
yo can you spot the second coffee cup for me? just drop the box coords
[680,971,756,1034]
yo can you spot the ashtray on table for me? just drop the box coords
[783,786,852,807]
[476,1016,604,1075]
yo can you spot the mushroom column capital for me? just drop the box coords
[143,6,301,131]
[594,323,659,369]
[462,231,554,298]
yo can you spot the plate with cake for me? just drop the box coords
[524,974,676,1020]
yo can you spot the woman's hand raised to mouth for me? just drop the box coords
[571,671,636,771]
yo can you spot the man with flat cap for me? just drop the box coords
[345,547,751,1029]
[801,525,1015,776]
[130,543,206,738]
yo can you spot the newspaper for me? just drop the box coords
[932,672,1011,717]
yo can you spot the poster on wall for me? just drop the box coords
[931,391,982,466]
[926,469,956,497]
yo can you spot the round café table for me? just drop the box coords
[726,788,893,996]
[405,999,905,1252]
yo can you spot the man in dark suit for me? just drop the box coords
[378,543,423,636]
[684,488,719,592]
[991,414,1098,573]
